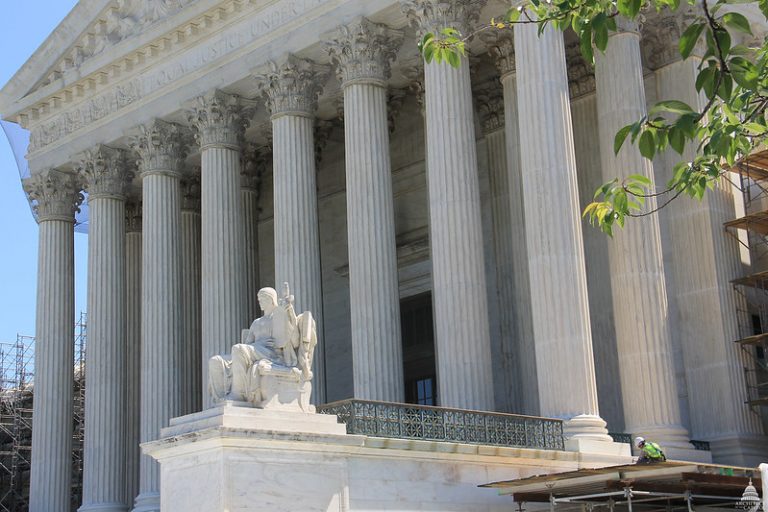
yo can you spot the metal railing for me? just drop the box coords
[317,399,565,451]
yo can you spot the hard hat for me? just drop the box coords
[635,436,645,447]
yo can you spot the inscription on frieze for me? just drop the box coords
[29,0,327,153]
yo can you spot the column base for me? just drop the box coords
[564,414,613,442]
[131,492,160,512]
[79,504,128,512]
[708,434,768,467]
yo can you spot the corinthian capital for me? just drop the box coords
[400,0,487,37]
[642,6,704,70]
[77,145,134,200]
[253,55,329,118]
[481,31,516,77]
[325,18,403,86]
[474,81,504,134]
[188,90,255,150]
[130,119,191,177]
[23,169,84,223]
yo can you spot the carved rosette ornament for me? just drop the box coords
[125,198,142,232]
[77,145,134,200]
[241,144,268,192]
[188,90,254,150]
[566,42,596,99]
[481,31,516,77]
[642,7,705,70]
[475,82,505,134]
[325,18,403,87]
[180,170,201,212]
[130,119,190,177]
[402,64,426,113]
[253,55,329,118]
[400,0,487,38]
[23,169,84,223]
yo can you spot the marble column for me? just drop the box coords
[645,13,766,464]
[255,55,328,404]
[180,172,202,415]
[124,199,142,508]
[326,18,405,402]
[594,22,692,448]
[22,169,82,512]
[514,21,610,438]
[483,32,539,415]
[130,120,187,512]
[189,91,250,407]
[78,146,133,512]
[241,146,263,323]
[401,0,494,410]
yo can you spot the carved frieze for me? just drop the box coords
[254,55,329,118]
[325,18,403,86]
[22,169,84,223]
[77,145,133,199]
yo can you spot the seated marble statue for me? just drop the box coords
[208,283,317,412]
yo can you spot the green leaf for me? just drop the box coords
[669,126,686,154]
[614,124,633,155]
[649,100,696,116]
[639,130,656,160]
[679,22,706,59]
[722,12,752,35]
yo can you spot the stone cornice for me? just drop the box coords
[253,55,328,119]
[125,197,142,232]
[180,170,201,212]
[400,0,488,37]
[22,0,329,157]
[188,90,254,150]
[325,18,403,87]
[481,31,516,77]
[474,81,504,134]
[23,169,84,223]
[130,119,190,177]
[77,145,134,200]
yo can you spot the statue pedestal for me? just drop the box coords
[144,404,633,512]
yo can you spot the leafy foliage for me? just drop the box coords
[418,0,768,235]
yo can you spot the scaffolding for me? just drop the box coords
[725,150,768,408]
[0,313,87,512]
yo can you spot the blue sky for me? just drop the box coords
[0,2,85,345]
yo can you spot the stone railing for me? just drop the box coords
[317,399,565,451]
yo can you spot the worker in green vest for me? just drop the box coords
[635,436,666,463]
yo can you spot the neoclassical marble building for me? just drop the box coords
[1,0,766,510]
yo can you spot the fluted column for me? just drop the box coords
[23,169,82,512]
[326,18,405,401]
[645,13,765,463]
[241,146,264,323]
[180,173,202,415]
[255,55,328,404]
[189,91,250,407]
[514,21,609,438]
[130,120,187,512]
[78,146,133,512]
[124,199,142,508]
[491,36,539,416]
[401,0,494,410]
[594,22,692,448]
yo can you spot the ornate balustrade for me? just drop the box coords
[317,399,565,451]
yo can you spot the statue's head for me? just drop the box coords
[257,287,278,312]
